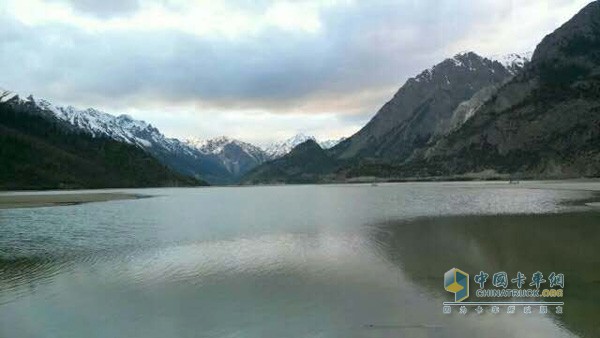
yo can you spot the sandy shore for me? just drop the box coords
[0,192,142,209]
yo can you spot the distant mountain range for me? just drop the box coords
[0,94,203,189]
[244,1,600,183]
[262,133,344,158]
[14,96,236,184]
[0,93,343,185]
[184,136,269,178]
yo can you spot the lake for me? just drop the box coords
[1,182,599,337]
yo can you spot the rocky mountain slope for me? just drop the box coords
[418,1,600,178]
[0,95,203,190]
[185,136,269,178]
[330,52,518,161]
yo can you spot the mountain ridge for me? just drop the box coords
[185,136,270,178]
[330,51,521,161]
[416,0,600,178]
[244,139,339,184]
[13,95,269,184]
[0,95,204,190]
[263,133,343,159]
[9,93,347,184]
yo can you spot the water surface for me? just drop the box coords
[0,182,599,337]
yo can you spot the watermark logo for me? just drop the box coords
[442,268,565,315]
[444,268,469,302]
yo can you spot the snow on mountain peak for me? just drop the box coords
[320,137,346,149]
[13,93,347,179]
[489,52,532,74]
[185,136,266,160]
[183,136,271,176]
[185,134,344,162]
[186,136,235,154]
[414,52,489,83]
[263,133,315,158]
[263,133,344,158]
[20,95,193,154]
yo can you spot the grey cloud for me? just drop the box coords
[0,1,582,114]
[51,0,141,18]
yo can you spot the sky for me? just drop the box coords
[0,0,593,146]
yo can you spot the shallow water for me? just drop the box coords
[0,183,599,337]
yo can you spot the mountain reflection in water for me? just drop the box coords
[368,212,600,337]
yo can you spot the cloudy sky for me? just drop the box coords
[0,0,592,145]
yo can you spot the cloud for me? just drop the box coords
[0,0,594,142]
[52,0,141,18]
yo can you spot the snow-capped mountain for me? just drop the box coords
[263,133,344,159]
[15,95,235,184]
[183,134,346,175]
[185,136,269,177]
[186,136,264,158]
[489,52,532,74]
[30,96,205,158]
[264,133,315,159]
[0,89,17,103]
[7,93,346,183]
[319,137,346,150]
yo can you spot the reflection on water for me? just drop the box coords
[369,212,600,337]
[0,183,598,337]
[0,257,74,306]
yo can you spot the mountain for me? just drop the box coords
[263,133,344,159]
[245,52,521,183]
[4,94,346,185]
[417,1,600,178]
[330,52,515,162]
[0,94,203,190]
[24,97,347,184]
[490,52,533,75]
[444,53,532,133]
[182,135,345,180]
[243,1,600,183]
[22,96,239,184]
[319,137,346,150]
[244,139,338,184]
[185,136,269,178]
[263,133,316,159]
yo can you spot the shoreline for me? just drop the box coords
[2,179,600,210]
[0,192,144,209]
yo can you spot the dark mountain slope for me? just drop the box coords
[0,100,205,190]
[331,52,514,161]
[419,1,600,178]
[185,137,271,182]
[244,52,518,184]
[22,95,237,185]
[243,140,338,184]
